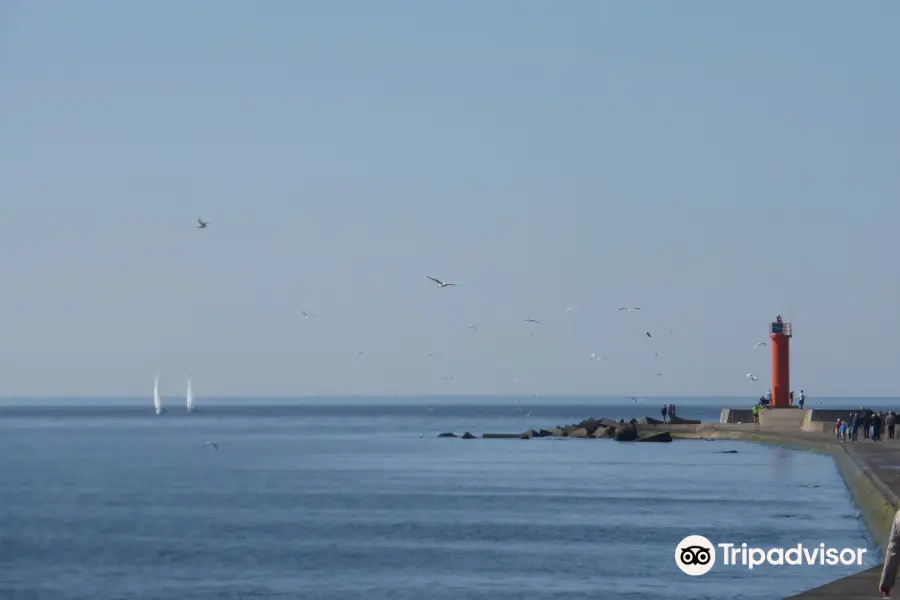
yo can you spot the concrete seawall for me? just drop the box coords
[684,410,899,598]
[476,406,900,598]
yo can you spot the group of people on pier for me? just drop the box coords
[659,403,677,423]
[835,409,898,443]
[756,389,806,409]
[750,389,807,423]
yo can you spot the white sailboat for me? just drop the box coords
[153,374,164,415]
[186,378,195,413]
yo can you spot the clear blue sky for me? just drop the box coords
[1,1,898,398]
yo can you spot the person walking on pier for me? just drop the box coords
[873,413,883,442]
[752,404,759,425]
[798,390,805,409]
[879,508,900,595]
[851,413,860,443]
[839,419,847,443]
[887,412,896,441]
[661,405,668,423]
[789,390,795,406]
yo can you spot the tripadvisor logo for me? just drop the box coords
[676,535,716,576]
[675,535,868,575]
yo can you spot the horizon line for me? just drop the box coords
[0,394,897,400]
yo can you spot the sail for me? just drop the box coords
[186,378,194,412]
[153,374,163,415]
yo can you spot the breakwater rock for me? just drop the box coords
[439,416,681,442]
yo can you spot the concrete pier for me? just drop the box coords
[476,406,900,598]
[710,409,900,598]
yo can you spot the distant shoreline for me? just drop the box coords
[2,394,900,402]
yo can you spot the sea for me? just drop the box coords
[1,396,895,600]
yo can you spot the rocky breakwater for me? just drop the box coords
[519,417,673,442]
[437,415,706,441]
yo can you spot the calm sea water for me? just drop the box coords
[0,397,889,600]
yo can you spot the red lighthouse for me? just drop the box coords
[769,315,792,408]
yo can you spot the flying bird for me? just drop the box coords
[427,276,456,288]
[301,310,317,319]
[752,342,767,350]
[656,372,662,376]
[203,441,218,450]
[468,324,477,330]
[668,329,675,333]
[564,307,573,312]
[524,318,539,324]
[428,351,436,357]
[746,373,758,381]
[644,331,652,338]
[443,376,453,380]
[197,218,211,229]
[631,396,642,403]
[618,308,640,311]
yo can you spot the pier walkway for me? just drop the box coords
[724,413,900,598]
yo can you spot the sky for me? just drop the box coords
[1,1,898,398]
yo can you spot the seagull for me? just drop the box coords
[644,331,652,338]
[428,351,436,357]
[203,441,218,450]
[752,342,767,350]
[197,218,211,229]
[357,351,365,356]
[656,372,662,376]
[589,352,598,360]
[427,276,456,288]
[746,373,758,381]
[668,329,675,333]
[654,352,659,357]
[443,376,453,380]
[564,307,573,312]
[631,396,642,403]
[468,324,477,330]
[524,318,539,324]
[618,307,640,311]
[301,310,316,319]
